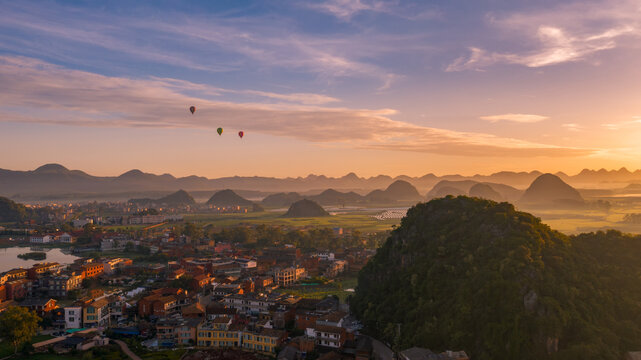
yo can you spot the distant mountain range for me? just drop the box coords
[2,163,641,200]
[262,180,423,208]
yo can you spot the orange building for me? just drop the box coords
[82,263,105,279]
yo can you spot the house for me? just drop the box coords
[182,302,206,319]
[57,233,75,243]
[54,331,109,353]
[30,235,53,244]
[308,325,347,349]
[138,288,190,318]
[83,297,110,328]
[156,316,202,346]
[19,297,57,317]
[65,306,82,329]
[273,267,307,286]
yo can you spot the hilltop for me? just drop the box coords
[520,173,584,207]
[283,199,329,218]
[351,196,641,359]
[130,189,196,207]
[468,183,502,201]
[206,190,254,207]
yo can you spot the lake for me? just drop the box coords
[0,246,80,272]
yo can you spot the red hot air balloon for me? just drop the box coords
[189,106,196,114]
[238,131,244,139]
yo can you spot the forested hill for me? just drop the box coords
[350,196,641,360]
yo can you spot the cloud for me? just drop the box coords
[446,0,640,71]
[0,2,403,88]
[309,0,388,20]
[562,123,584,132]
[480,114,548,123]
[602,116,641,130]
[0,55,592,158]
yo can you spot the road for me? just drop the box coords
[113,339,142,360]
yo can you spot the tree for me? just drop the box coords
[0,306,40,354]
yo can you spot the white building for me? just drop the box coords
[30,235,52,244]
[57,233,74,243]
[65,306,82,329]
[234,258,257,269]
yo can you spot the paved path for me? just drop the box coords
[113,339,142,360]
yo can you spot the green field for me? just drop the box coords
[184,211,399,232]
[521,203,641,235]
[274,275,358,302]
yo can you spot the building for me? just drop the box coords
[82,263,104,279]
[242,328,287,354]
[196,318,243,348]
[102,258,133,274]
[65,306,82,329]
[3,268,28,282]
[235,258,257,269]
[274,267,306,286]
[28,262,63,279]
[57,233,75,243]
[83,297,110,328]
[42,273,83,297]
[30,235,53,244]
[5,278,32,300]
[156,316,203,347]
[223,294,278,315]
[308,325,346,349]
[19,297,57,317]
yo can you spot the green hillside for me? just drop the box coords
[351,196,641,360]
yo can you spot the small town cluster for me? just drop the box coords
[0,225,470,360]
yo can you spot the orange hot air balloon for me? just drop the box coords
[189,106,196,114]
[238,131,244,139]
[217,127,223,136]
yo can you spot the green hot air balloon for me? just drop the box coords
[217,127,223,136]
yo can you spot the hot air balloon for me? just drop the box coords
[238,131,244,139]
[217,127,223,136]
[189,106,196,114]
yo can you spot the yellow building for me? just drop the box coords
[83,297,110,328]
[241,328,285,354]
[196,317,241,348]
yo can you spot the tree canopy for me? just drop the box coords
[351,196,641,360]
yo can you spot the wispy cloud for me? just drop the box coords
[562,123,584,132]
[0,56,592,158]
[480,113,548,123]
[309,0,388,20]
[446,0,640,71]
[602,116,641,130]
[0,2,405,88]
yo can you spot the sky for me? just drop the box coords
[1,0,641,178]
